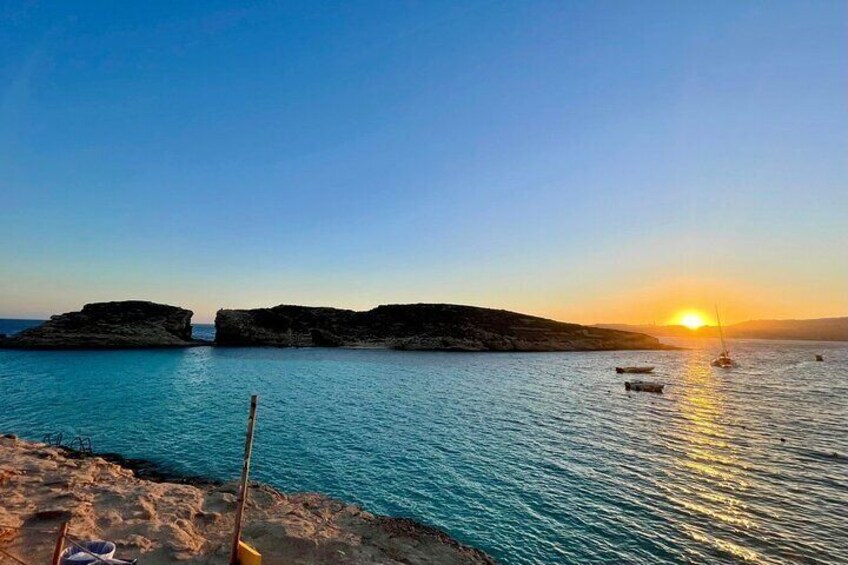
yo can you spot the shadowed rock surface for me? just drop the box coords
[0,301,196,349]
[215,303,668,351]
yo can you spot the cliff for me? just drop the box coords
[215,303,667,351]
[0,301,197,349]
[0,436,495,564]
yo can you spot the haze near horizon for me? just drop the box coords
[2,1,846,324]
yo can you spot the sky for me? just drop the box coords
[1,1,846,324]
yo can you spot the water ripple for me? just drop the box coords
[1,337,846,564]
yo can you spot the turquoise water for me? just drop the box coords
[0,319,43,336]
[0,333,845,564]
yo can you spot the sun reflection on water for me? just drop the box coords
[670,351,764,563]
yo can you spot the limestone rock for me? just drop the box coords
[215,303,668,351]
[0,301,197,349]
[0,437,496,564]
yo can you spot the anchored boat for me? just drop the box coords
[624,380,664,393]
[616,366,655,374]
[710,306,736,368]
[711,352,734,368]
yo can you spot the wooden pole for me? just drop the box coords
[229,394,259,565]
[51,521,69,565]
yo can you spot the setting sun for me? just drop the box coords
[679,312,707,330]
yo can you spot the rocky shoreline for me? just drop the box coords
[1,300,672,351]
[215,303,670,351]
[0,436,496,564]
[0,301,202,349]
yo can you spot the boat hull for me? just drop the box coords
[624,380,664,393]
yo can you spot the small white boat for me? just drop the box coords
[616,366,655,374]
[711,352,734,368]
[710,306,736,368]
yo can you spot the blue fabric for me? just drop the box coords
[61,540,116,564]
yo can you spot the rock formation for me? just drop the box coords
[0,301,197,349]
[215,303,667,351]
[0,437,496,564]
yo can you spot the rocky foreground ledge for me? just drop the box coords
[0,437,495,564]
[216,303,669,351]
[0,301,200,349]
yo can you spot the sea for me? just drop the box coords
[1,319,845,564]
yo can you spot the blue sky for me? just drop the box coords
[2,1,846,323]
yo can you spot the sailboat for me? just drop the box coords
[710,306,735,368]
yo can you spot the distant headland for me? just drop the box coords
[0,300,669,351]
[595,317,848,342]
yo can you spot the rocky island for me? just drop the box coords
[216,303,667,351]
[0,301,198,349]
[0,436,494,564]
[0,300,668,351]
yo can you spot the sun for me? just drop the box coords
[679,312,707,330]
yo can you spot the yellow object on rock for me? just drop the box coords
[238,540,262,565]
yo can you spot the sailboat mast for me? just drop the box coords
[715,305,728,354]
